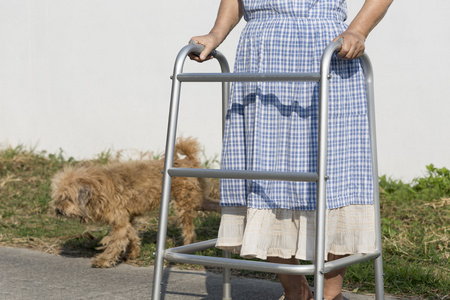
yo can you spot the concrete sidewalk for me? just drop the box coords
[0,247,404,300]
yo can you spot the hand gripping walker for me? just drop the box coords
[151,39,385,300]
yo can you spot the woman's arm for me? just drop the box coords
[334,0,393,60]
[189,0,243,62]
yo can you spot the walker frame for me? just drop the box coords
[151,40,385,300]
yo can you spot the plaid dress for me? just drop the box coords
[220,0,374,210]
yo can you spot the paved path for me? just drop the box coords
[0,247,404,300]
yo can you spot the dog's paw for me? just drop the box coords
[125,247,140,261]
[91,257,117,268]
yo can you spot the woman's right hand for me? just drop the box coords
[188,33,221,62]
[188,0,243,62]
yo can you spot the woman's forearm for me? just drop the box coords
[209,0,243,43]
[348,0,393,39]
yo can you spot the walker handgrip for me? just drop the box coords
[189,40,217,58]
[335,37,343,51]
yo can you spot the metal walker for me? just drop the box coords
[151,40,384,300]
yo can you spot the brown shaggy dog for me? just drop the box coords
[50,137,219,268]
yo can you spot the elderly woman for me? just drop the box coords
[190,0,393,299]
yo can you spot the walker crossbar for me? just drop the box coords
[164,239,381,275]
[168,167,319,182]
[151,39,385,300]
[176,72,321,82]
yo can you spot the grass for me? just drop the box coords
[0,146,448,299]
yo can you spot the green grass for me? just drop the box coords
[0,146,448,299]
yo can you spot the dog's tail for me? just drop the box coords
[174,137,222,213]
[174,137,202,162]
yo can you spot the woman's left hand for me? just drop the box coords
[333,30,366,60]
[334,0,393,60]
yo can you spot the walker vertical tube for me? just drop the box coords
[360,54,385,300]
[215,52,232,300]
[214,52,231,132]
[152,44,197,300]
[222,251,232,300]
[314,39,342,300]
[152,44,231,300]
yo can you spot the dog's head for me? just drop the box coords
[50,166,94,223]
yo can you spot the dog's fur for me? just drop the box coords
[50,137,219,268]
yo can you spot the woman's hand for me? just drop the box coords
[334,0,393,60]
[188,33,221,62]
[333,29,366,60]
[188,0,243,62]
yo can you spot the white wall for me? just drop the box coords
[1,0,449,181]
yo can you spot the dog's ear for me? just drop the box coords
[78,185,92,208]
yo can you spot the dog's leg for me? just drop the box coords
[124,224,141,261]
[92,223,132,268]
[173,191,201,245]
[96,235,113,250]
[175,205,196,245]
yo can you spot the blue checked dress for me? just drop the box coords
[220,0,373,210]
[216,0,376,260]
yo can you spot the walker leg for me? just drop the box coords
[313,39,339,300]
[151,187,171,300]
[222,251,232,300]
[313,271,325,300]
[360,54,385,300]
[374,254,385,300]
[151,49,186,299]
[151,141,177,300]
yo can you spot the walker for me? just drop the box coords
[151,39,385,300]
